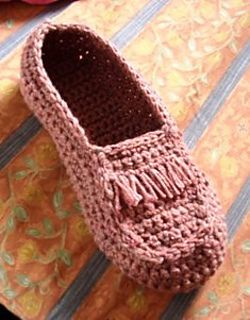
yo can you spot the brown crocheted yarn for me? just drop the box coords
[20,22,227,292]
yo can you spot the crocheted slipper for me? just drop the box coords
[20,22,227,292]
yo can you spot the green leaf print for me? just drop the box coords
[73,201,82,212]
[4,288,16,300]
[16,274,32,287]
[58,249,72,267]
[197,306,211,316]
[241,240,250,253]
[56,210,70,219]
[207,291,218,303]
[14,170,29,180]
[53,191,63,209]
[6,216,15,231]
[13,206,28,222]
[26,228,42,238]
[43,218,54,235]
[243,287,250,296]
[2,252,15,266]
[0,265,6,281]
[23,156,36,169]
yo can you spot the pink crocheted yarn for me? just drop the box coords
[20,22,227,292]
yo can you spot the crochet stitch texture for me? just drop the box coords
[20,22,227,292]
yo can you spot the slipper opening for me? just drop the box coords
[42,27,163,147]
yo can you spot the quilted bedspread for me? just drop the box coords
[0,1,249,319]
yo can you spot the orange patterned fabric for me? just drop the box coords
[123,0,249,130]
[73,264,174,320]
[193,70,250,211]
[0,0,249,319]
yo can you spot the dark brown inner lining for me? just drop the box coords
[42,28,162,147]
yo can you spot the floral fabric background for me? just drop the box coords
[0,0,249,319]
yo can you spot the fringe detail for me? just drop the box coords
[109,157,195,211]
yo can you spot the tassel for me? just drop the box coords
[174,157,196,183]
[140,169,167,199]
[149,167,174,199]
[131,175,157,203]
[115,175,142,207]
[161,164,181,195]
[107,156,195,211]
[138,172,159,202]
[166,162,185,191]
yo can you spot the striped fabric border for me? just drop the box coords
[111,0,171,48]
[46,42,250,320]
[227,178,250,237]
[0,0,72,60]
[160,290,199,320]
[47,251,109,320]
[0,0,170,171]
[160,178,250,320]
[184,41,250,149]
[0,116,41,170]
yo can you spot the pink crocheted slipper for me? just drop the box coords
[20,22,227,292]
